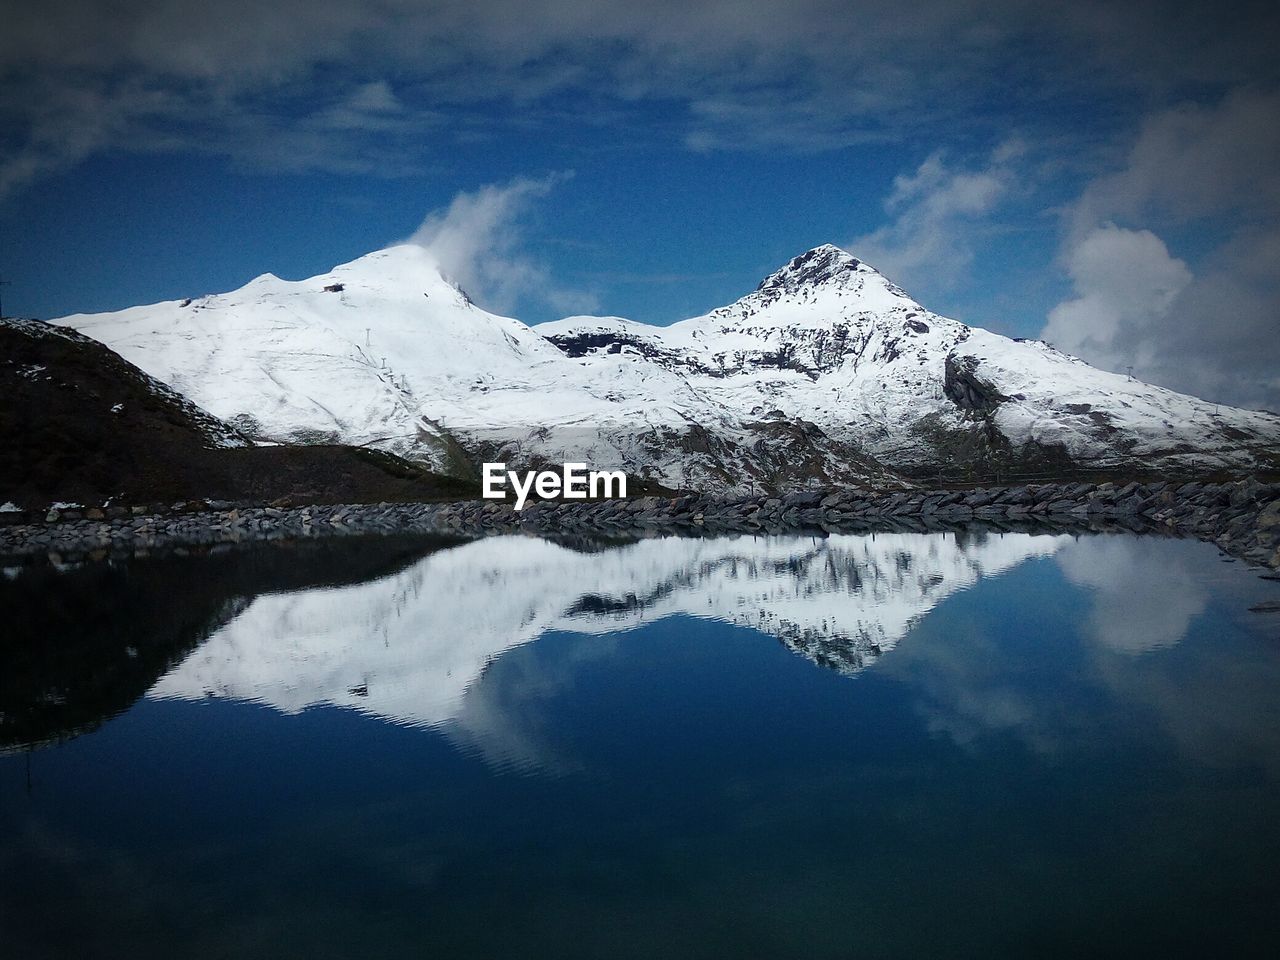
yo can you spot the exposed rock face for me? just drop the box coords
[754,245,864,296]
[540,328,719,376]
[944,354,1008,414]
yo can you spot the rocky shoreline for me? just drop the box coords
[3,478,1279,570]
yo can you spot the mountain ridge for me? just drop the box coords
[52,243,1280,490]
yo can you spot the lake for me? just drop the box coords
[3,529,1280,958]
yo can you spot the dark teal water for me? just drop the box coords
[2,531,1279,958]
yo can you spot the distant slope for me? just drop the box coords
[0,317,477,510]
[59,246,493,474]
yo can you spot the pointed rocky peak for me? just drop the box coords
[698,244,916,328]
[756,244,862,294]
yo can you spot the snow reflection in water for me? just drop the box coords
[150,531,1064,731]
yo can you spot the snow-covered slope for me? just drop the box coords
[59,243,1280,488]
[149,530,1065,768]
[60,245,549,473]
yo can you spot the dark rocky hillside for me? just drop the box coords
[0,534,460,752]
[0,318,477,510]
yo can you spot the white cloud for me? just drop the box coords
[1044,90,1280,409]
[3,2,1278,198]
[1067,89,1280,245]
[1055,536,1206,655]
[1042,224,1191,370]
[849,144,1020,289]
[311,81,405,131]
[405,173,597,317]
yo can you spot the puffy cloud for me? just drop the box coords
[1067,89,1280,244]
[1159,226,1280,407]
[1054,535,1206,655]
[1044,90,1280,409]
[1042,225,1192,372]
[849,143,1020,289]
[405,173,597,317]
[888,534,1280,772]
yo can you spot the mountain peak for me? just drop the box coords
[757,245,861,293]
[697,243,914,324]
[308,243,480,306]
[330,243,445,283]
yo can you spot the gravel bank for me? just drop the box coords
[3,478,1278,570]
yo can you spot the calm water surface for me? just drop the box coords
[2,529,1280,958]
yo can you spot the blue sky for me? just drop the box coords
[2,1,1277,407]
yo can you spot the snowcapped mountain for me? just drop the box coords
[60,245,894,488]
[60,245,539,473]
[544,245,1280,478]
[58,243,1280,489]
[150,530,1066,769]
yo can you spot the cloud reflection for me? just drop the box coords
[1055,535,1209,654]
[886,534,1280,771]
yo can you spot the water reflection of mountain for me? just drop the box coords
[150,531,1067,730]
[0,536,458,753]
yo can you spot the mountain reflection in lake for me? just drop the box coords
[3,530,1280,959]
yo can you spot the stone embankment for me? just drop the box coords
[2,478,1278,570]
